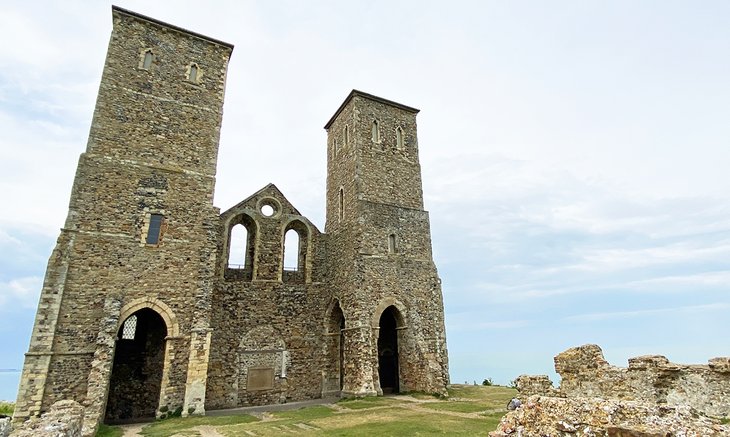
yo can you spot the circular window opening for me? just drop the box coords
[261,204,275,217]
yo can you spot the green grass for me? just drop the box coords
[139,414,258,437]
[213,385,515,437]
[0,401,14,416]
[96,424,124,437]
[316,411,495,436]
[421,400,494,413]
[720,417,729,425]
[271,405,336,421]
[337,396,398,410]
[95,386,515,437]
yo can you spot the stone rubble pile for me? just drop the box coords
[490,395,730,437]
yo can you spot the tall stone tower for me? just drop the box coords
[323,90,449,396]
[14,6,233,433]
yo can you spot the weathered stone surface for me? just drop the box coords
[518,344,730,418]
[0,417,10,437]
[14,6,449,435]
[490,396,730,437]
[514,374,557,397]
[11,400,84,437]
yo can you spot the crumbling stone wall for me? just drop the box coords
[11,400,84,437]
[517,344,730,418]
[491,395,730,437]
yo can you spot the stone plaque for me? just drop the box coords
[247,367,274,391]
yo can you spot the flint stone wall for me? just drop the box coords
[490,395,730,437]
[516,344,730,418]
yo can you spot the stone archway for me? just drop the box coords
[322,299,346,397]
[104,308,167,422]
[377,306,401,394]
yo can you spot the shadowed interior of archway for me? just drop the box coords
[378,306,400,394]
[105,308,167,423]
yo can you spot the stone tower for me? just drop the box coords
[323,90,450,396]
[13,6,233,434]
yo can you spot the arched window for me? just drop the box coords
[396,127,404,149]
[226,214,257,281]
[142,50,153,70]
[283,229,300,271]
[338,187,344,222]
[388,234,396,254]
[188,63,199,82]
[282,221,309,283]
[372,120,380,143]
[229,224,248,268]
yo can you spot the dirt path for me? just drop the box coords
[119,423,144,437]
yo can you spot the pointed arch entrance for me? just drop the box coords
[105,308,167,422]
[377,306,401,394]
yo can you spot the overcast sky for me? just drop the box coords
[1,1,729,400]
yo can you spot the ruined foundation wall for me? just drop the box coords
[519,344,730,418]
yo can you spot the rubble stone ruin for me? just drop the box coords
[500,344,730,436]
[12,6,449,436]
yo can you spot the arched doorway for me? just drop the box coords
[105,308,167,423]
[323,300,346,396]
[378,306,400,394]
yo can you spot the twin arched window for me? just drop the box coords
[226,215,309,280]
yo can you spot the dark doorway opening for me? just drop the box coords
[378,306,400,394]
[329,302,346,390]
[105,308,167,423]
[339,312,345,390]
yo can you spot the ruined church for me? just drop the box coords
[13,5,449,432]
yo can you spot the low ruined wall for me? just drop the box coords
[490,395,729,437]
[514,374,557,397]
[553,344,730,418]
[10,400,83,437]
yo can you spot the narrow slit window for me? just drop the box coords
[142,50,153,70]
[338,188,344,222]
[344,125,349,147]
[388,234,396,253]
[372,120,380,143]
[396,127,404,149]
[146,214,164,245]
[121,315,137,340]
[188,64,199,82]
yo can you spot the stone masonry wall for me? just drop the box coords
[517,344,730,418]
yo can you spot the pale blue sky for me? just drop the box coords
[1,1,729,400]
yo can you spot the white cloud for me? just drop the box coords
[0,277,42,311]
[562,302,730,323]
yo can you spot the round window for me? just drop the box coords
[261,204,275,217]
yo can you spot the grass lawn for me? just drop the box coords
[98,385,516,436]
